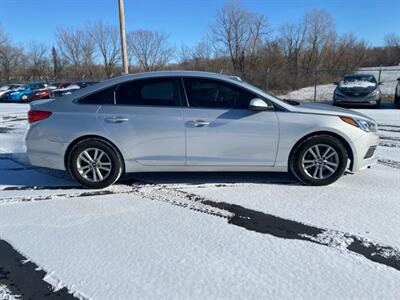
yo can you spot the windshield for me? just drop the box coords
[341,75,377,84]
[26,83,43,90]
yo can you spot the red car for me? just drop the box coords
[29,81,71,101]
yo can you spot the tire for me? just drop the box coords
[68,139,123,189]
[395,89,400,106]
[374,99,381,109]
[20,94,29,102]
[289,134,348,186]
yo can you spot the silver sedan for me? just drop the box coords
[26,71,379,188]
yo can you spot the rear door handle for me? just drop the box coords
[105,116,129,123]
[187,120,210,127]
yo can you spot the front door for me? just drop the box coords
[182,77,279,166]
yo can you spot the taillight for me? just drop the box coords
[28,110,52,123]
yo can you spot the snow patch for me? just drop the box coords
[305,230,354,251]
[0,285,20,300]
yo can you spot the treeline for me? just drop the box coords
[0,1,399,92]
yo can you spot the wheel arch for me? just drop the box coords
[64,135,126,173]
[288,131,354,171]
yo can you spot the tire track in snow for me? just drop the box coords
[0,182,231,219]
[379,128,400,133]
[3,177,400,273]
[132,184,400,272]
[379,135,400,142]
[378,124,400,128]
[379,141,400,148]
[202,200,400,272]
[0,186,135,204]
[377,158,400,169]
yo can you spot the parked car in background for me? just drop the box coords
[51,81,99,98]
[333,74,382,108]
[26,71,378,189]
[30,81,71,101]
[3,82,49,102]
[0,84,23,99]
[395,77,400,106]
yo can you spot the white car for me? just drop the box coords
[0,84,23,99]
[26,71,379,188]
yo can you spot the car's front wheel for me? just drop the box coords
[290,135,348,186]
[374,98,382,108]
[20,94,29,102]
[68,139,123,188]
[395,88,400,106]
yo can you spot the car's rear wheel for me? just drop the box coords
[290,135,348,186]
[68,139,123,188]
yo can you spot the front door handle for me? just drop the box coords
[105,116,129,123]
[187,120,210,127]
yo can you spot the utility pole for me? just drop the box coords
[118,0,129,74]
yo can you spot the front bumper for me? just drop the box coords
[351,131,379,171]
[334,92,380,106]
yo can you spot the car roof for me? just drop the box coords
[53,70,295,112]
[64,71,242,99]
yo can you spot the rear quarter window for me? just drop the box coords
[77,87,115,105]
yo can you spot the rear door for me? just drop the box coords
[182,77,279,166]
[97,77,185,166]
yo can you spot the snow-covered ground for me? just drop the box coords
[280,66,400,101]
[0,103,399,299]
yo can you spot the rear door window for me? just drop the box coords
[115,78,180,107]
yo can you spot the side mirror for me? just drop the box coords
[333,81,338,85]
[379,82,384,85]
[249,98,273,111]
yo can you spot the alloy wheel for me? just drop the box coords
[77,148,112,182]
[301,144,339,180]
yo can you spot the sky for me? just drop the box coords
[1,0,399,48]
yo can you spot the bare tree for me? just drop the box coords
[385,33,400,48]
[279,20,308,87]
[127,30,174,71]
[209,0,269,76]
[384,33,400,65]
[27,42,50,80]
[88,21,120,77]
[0,25,8,47]
[0,44,25,82]
[56,27,83,66]
[56,26,97,78]
[80,31,96,78]
[303,9,335,72]
[179,40,213,63]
